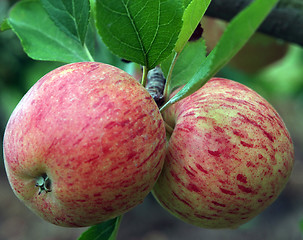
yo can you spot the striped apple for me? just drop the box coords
[153,78,294,228]
[3,62,166,227]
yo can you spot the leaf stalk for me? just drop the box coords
[162,52,179,104]
[84,43,95,62]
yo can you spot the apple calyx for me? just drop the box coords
[35,174,52,195]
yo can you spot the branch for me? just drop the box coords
[205,0,303,47]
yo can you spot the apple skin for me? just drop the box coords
[3,62,166,227]
[152,78,294,229]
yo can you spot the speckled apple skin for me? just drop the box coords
[152,78,294,229]
[3,62,166,227]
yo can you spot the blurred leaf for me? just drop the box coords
[300,219,303,234]
[78,216,122,240]
[256,45,303,96]
[175,0,211,53]
[0,18,11,31]
[94,0,183,69]
[41,0,90,45]
[161,38,207,93]
[0,87,23,117]
[24,61,64,90]
[6,0,93,63]
[161,0,280,111]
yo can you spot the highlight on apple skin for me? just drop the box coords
[3,62,166,227]
[152,78,294,229]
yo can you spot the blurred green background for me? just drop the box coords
[1,1,303,240]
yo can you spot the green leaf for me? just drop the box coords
[300,219,303,234]
[160,0,280,112]
[94,0,183,69]
[41,0,90,45]
[174,0,211,53]
[161,38,207,93]
[0,1,10,31]
[0,18,11,31]
[6,0,93,63]
[183,0,192,9]
[78,216,122,240]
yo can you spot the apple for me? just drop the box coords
[3,62,166,227]
[152,78,294,229]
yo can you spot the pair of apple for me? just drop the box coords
[3,62,294,228]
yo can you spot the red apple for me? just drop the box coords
[3,62,166,227]
[152,78,294,229]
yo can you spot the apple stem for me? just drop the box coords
[141,66,148,87]
[35,174,52,195]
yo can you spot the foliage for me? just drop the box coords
[160,0,280,111]
[94,0,183,69]
[300,219,303,236]
[2,0,93,62]
[161,38,207,93]
[78,216,122,240]
[41,0,90,45]
[174,0,211,53]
